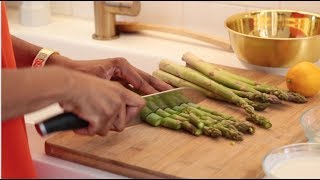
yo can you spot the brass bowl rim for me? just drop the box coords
[224,9,320,41]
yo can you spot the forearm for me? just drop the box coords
[11,35,75,68]
[11,35,41,67]
[1,66,74,120]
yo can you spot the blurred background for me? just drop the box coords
[5,1,320,41]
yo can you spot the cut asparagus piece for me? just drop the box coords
[187,103,237,121]
[172,105,185,112]
[201,119,217,126]
[184,105,231,122]
[155,109,172,117]
[188,113,205,129]
[140,106,154,120]
[246,114,272,129]
[221,120,255,134]
[169,114,189,121]
[161,117,182,130]
[146,100,161,112]
[151,97,190,122]
[181,121,203,136]
[145,113,162,126]
[201,115,255,135]
[203,126,222,138]
[212,123,243,141]
[164,108,177,114]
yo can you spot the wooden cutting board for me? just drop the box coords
[45,65,320,178]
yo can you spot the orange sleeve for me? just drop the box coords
[2,2,37,178]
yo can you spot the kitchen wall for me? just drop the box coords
[6,1,320,40]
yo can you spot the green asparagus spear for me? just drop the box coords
[243,98,270,111]
[229,88,282,104]
[203,126,222,138]
[153,69,278,105]
[221,120,255,134]
[182,51,307,103]
[182,52,268,96]
[158,61,271,128]
[159,60,247,104]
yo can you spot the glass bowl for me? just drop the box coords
[300,106,320,143]
[262,143,320,178]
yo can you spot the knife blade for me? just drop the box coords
[35,87,206,136]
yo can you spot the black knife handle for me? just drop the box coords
[35,112,89,136]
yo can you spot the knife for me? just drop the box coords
[35,87,206,136]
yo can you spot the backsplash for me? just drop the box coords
[6,1,320,40]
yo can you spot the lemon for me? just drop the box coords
[286,61,320,97]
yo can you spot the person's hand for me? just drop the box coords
[60,70,146,136]
[68,57,173,95]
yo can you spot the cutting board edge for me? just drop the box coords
[44,140,179,179]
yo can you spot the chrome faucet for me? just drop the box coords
[92,1,141,40]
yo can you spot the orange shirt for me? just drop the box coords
[2,2,37,178]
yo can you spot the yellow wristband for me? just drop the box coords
[32,48,59,68]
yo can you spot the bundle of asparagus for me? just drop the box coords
[182,52,307,104]
[154,60,272,129]
[152,52,308,130]
[140,93,255,141]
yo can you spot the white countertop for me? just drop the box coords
[6,8,292,179]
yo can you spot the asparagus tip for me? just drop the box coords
[267,94,282,104]
[287,91,308,103]
[195,129,203,136]
[249,127,255,134]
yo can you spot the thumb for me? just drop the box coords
[125,106,142,125]
[74,128,92,136]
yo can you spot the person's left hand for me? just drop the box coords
[67,57,173,95]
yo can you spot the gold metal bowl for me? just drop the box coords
[225,10,320,67]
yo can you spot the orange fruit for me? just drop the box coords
[286,61,320,97]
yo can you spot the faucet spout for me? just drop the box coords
[92,1,141,40]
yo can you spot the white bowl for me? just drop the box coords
[262,143,320,179]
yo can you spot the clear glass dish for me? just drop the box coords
[262,143,320,179]
[300,106,320,143]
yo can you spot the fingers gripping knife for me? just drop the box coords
[35,87,206,136]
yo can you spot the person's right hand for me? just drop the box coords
[59,70,146,136]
